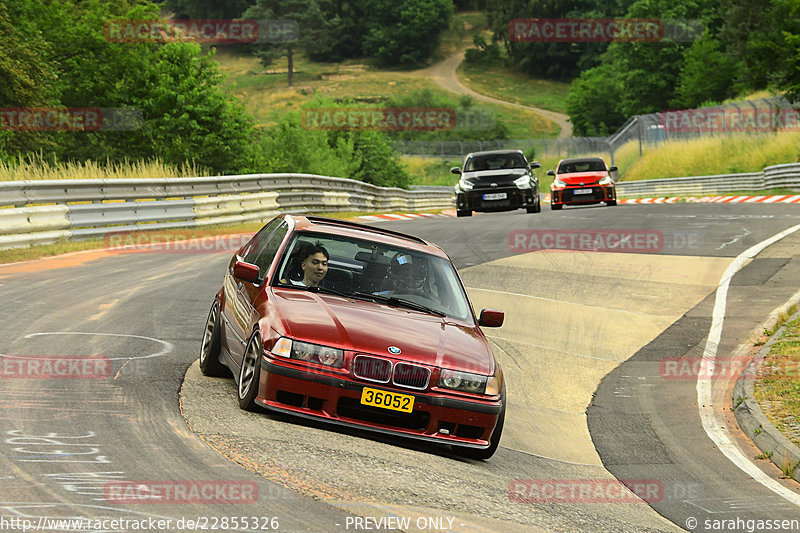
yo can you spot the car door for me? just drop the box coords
[221,218,284,364]
[237,219,289,336]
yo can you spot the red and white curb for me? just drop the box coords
[358,212,454,222]
[620,195,800,205]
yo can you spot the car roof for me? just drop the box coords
[465,149,526,158]
[557,156,607,165]
[288,215,448,258]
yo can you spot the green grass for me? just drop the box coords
[755,315,800,450]
[458,63,571,114]
[215,50,556,138]
[615,133,800,181]
[0,154,207,181]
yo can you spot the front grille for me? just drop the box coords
[392,363,430,390]
[563,187,605,202]
[353,355,391,383]
[337,397,429,430]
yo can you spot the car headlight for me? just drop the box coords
[271,337,344,368]
[457,178,473,192]
[599,176,613,185]
[439,369,491,394]
[553,178,566,188]
[514,175,531,189]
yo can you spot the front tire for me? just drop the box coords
[238,332,262,411]
[606,200,617,206]
[199,300,229,377]
[454,389,505,460]
[551,203,562,210]
[456,209,472,217]
[526,196,541,213]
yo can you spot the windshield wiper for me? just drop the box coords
[279,283,352,299]
[305,286,352,299]
[351,292,446,317]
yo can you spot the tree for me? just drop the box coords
[2,0,259,174]
[566,64,626,136]
[485,0,635,81]
[161,0,255,19]
[360,0,453,67]
[672,32,738,108]
[244,0,325,86]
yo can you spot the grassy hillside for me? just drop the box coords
[615,133,800,181]
[214,51,558,139]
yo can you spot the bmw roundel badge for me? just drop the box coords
[388,346,401,355]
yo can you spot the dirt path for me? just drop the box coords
[425,51,573,138]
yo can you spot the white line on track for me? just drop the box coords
[21,332,173,360]
[698,223,800,507]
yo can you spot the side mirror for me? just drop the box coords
[233,260,260,283]
[530,161,541,169]
[450,167,462,175]
[546,170,555,176]
[609,166,618,172]
[478,309,504,328]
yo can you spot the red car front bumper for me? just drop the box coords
[551,185,615,205]
[256,358,502,449]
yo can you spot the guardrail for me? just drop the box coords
[0,173,455,250]
[616,163,800,198]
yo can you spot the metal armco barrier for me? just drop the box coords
[616,163,800,198]
[0,173,455,250]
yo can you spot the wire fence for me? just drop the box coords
[393,96,799,165]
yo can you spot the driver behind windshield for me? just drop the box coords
[376,254,428,296]
[282,241,329,287]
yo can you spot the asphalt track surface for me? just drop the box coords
[3,203,800,532]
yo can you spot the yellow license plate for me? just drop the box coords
[360,387,414,413]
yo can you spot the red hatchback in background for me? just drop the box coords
[199,215,507,459]
[548,156,618,209]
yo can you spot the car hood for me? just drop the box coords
[462,168,529,186]
[271,288,494,374]
[555,171,609,185]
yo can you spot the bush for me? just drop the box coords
[256,107,411,189]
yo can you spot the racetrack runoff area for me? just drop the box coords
[461,250,732,465]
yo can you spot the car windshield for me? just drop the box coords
[273,232,474,322]
[465,153,526,172]
[558,160,607,173]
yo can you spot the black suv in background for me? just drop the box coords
[451,150,541,217]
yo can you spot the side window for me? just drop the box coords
[242,218,282,263]
[243,221,289,278]
[254,224,288,278]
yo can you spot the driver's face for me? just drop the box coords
[302,252,328,286]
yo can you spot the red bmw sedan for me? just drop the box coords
[548,156,618,209]
[199,215,506,459]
